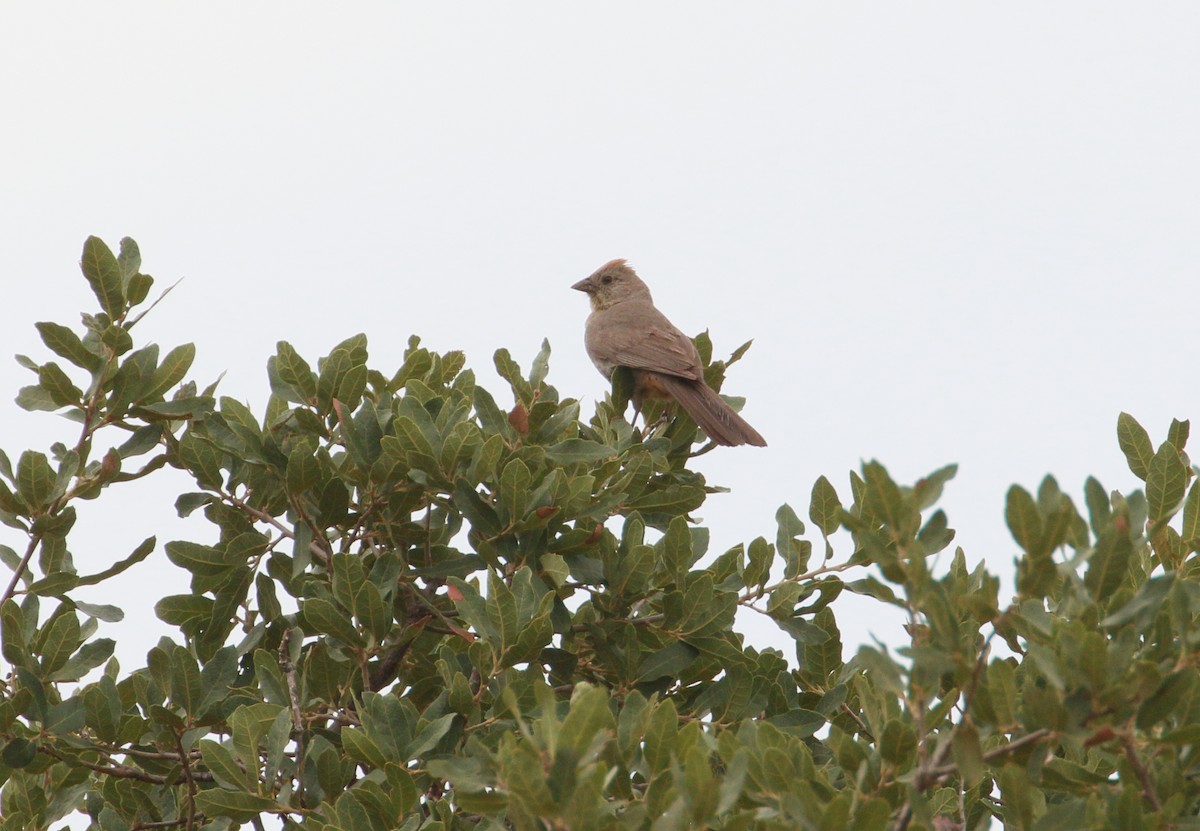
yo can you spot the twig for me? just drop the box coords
[739,560,860,604]
[892,729,1055,830]
[839,703,874,741]
[925,728,1053,779]
[279,629,308,807]
[126,276,184,329]
[175,733,198,831]
[223,489,329,566]
[369,641,412,692]
[133,817,208,830]
[38,744,212,785]
[1,532,42,604]
[570,612,665,633]
[1120,728,1162,812]
[120,747,203,761]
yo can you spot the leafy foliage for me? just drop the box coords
[2,237,1200,830]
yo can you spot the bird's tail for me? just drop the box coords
[657,375,767,447]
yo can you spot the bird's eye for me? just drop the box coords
[601,275,614,285]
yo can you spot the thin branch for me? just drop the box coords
[839,703,874,741]
[1120,729,1162,812]
[126,276,184,329]
[119,747,202,761]
[279,629,308,807]
[133,817,208,831]
[892,728,1056,830]
[739,559,861,604]
[38,745,170,785]
[369,641,412,692]
[571,612,665,633]
[1,532,42,604]
[175,733,198,831]
[222,489,329,567]
[926,728,1054,779]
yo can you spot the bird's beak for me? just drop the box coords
[571,277,594,293]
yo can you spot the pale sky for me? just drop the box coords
[3,4,1198,670]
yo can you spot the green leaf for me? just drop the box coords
[862,461,912,537]
[15,384,59,412]
[38,611,81,675]
[743,536,773,592]
[651,518,688,583]
[193,790,276,821]
[879,719,916,765]
[165,540,234,577]
[1083,476,1110,536]
[142,343,196,401]
[499,458,531,523]
[1146,441,1188,522]
[117,236,141,281]
[403,712,457,759]
[951,724,986,788]
[642,698,679,774]
[1117,412,1154,481]
[1084,530,1133,601]
[48,638,115,682]
[455,481,503,540]
[1183,480,1200,545]
[637,641,698,682]
[230,702,286,773]
[80,236,126,318]
[544,438,616,465]
[35,322,102,372]
[127,272,154,306]
[342,727,389,768]
[913,463,958,510]
[16,450,56,510]
[75,536,155,587]
[2,601,28,667]
[1005,485,1043,557]
[73,601,124,622]
[494,347,533,404]
[776,502,809,577]
[268,341,317,404]
[628,483,706,517]
[427,756,494,793]
[285,447,321,495]
[301,597,363,647]
[200,739,252,789]
[1137,669,1196,729]
[1100,574,1174,629]
[529,338,552,387]
[389,415,438,472]
[1168,418,1190,453]
[175,492,213,518]
[809,475,842,536]
[155,595,214,627]
[2,737,37,768]
[177,430,224,489]
[37,363,83,407]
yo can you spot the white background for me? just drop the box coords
[2,3,1198,707]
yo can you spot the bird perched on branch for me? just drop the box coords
[572,259,766,447]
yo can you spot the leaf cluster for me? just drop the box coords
[2,238,1200,831]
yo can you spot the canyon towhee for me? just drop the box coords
[572,259,766,447]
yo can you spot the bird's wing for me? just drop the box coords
[587,303,704,381]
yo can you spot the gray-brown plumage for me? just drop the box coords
[572,259,766,447]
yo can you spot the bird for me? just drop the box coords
[571,259,766,447]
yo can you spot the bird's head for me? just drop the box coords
[572,259,652,311]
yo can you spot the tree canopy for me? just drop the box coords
[2,236,1198,831]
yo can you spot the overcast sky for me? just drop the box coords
[3,4,1198,669]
